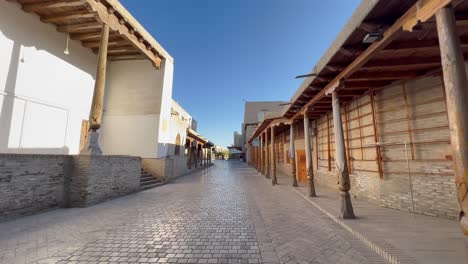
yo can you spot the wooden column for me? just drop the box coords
[304,116,316,197]
[290,124,298,187]
[260,134,264,174]
[265,129,270,179]
[195,146,199,168]
[271,126,277,185]
[436,6,468,235]
[327,113,332,171]
[332,92,355,219]
[82,24,110,155]
[187,141,192,169]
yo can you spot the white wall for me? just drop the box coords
[100,59,174,158]
[156,60,175,158]
[0,1,96,154]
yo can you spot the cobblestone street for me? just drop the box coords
[0,161,429,264]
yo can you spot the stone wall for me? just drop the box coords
[0,154,141,221]
[142,156,211,182]
[313,169,459,219]
[0,154,68,220]
[68,155,141,207]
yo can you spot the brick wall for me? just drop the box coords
[68,155,141,207]
[0,154,141,221]
[0,154,68,220]
[314,170,459,219]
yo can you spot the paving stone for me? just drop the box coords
[0,161,391,264]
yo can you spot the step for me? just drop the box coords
[139,182,165,191]
[140,177,161,184]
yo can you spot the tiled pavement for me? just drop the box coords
[1,161,462,264]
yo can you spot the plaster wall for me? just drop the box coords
[100,59,174,158]
[0,1,96,155]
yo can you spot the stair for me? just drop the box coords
[139,168,164,191]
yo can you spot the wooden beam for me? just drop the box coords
[57,22,101,32]
[85,0,161,68]
[41,10,95,23]
[369,90,384,179]
[83,40,127,48]
[348,71,419,81]
[436,5,468,235]
[23,0,85,12]
[291,0,453,120]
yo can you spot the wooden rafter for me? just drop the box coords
[23,0,85,13]
[291,0,454,120]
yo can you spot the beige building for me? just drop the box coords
[247,0,468,236]
[242,101,287,162]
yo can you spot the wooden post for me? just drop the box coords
[187,140,192,169]
[332,92,355,219]
[344,104,352,174]
[436,6,468,235]
[315,120,319,170]
[304,116,317,197]
[82,24,110,155]
[271,126,277,185]
[290,124,298,187]
[260,133,264,175]
[327,113,332,171]
[265,129,270,178]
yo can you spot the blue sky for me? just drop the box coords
[120,0,361,147]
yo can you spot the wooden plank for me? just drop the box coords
[369,90,384,179]
[402,82,415,159]
[344,104,352,174]
[41,10,95,23]
[23,0,85,12]
[327,113,331,171]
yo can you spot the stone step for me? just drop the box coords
[140,180,161,187]
[139,182,165,191]
[140,177,160,183]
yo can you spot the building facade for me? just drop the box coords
[247,0,468,236]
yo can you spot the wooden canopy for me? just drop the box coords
[284,0,468,120]
[8,0,173,68]
[187,128,209,145]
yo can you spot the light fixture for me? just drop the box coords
[363,32,383,44]
[64,32,70,55]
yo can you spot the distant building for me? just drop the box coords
[241,101,287,162]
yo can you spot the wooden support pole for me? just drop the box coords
[265,129,270,178]
[369,90,384,179]
[304,116,317,197]
[290,124,298,187]
[344,104,352,174]
[436,5,468,236]
[187,141,192,169]
[81,24,109,155]
[271,126,277,185]
[327,113,332,171]
[260,133,264,175]
[315,120,319,170]
[89,24,109,131]
[332,91,355,219]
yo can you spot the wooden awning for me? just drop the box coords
[187,128,209,145]
[285,0,468,120]
[248,117,291,143]
[9,0,172,69]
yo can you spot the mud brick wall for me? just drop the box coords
[68,155,141,207]
[0,154,141,221]
[269,75,459,220]
[0,154,68,220]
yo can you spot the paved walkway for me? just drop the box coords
[0,161,466,264]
